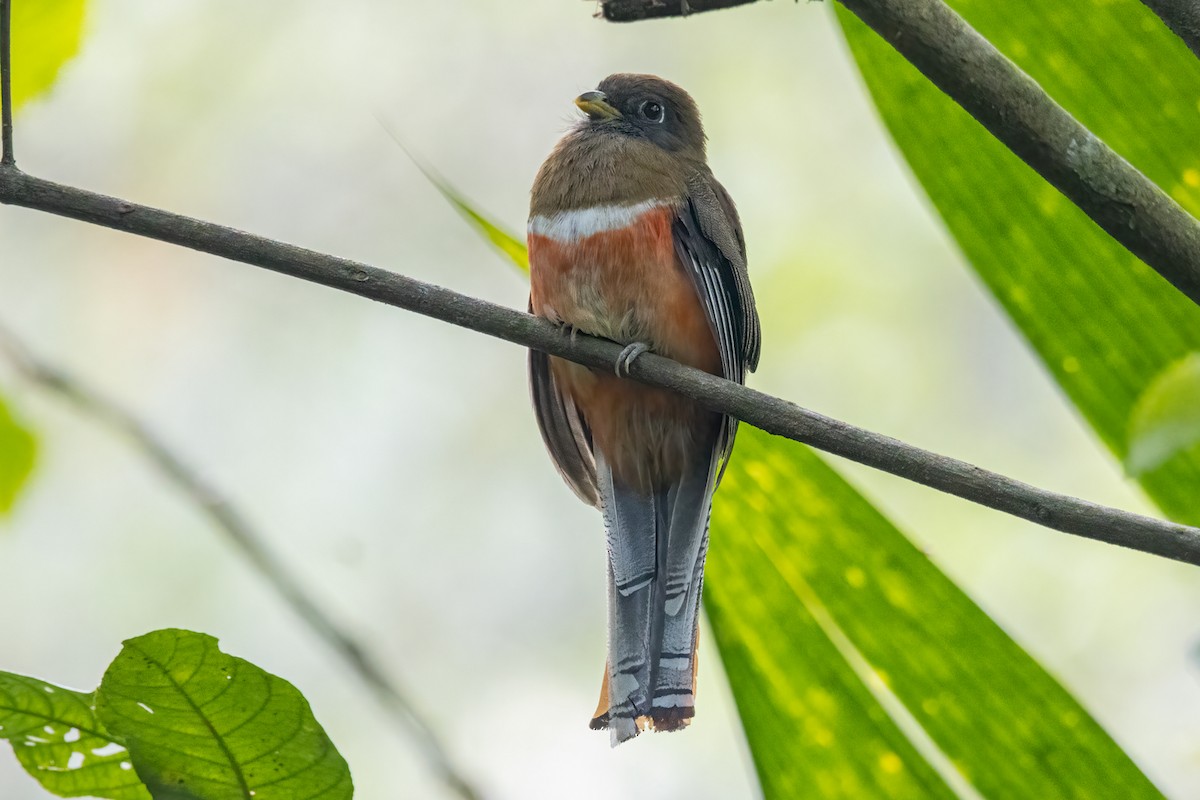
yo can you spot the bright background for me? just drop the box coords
[2,0,1199,797]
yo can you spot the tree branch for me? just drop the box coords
[1,0,14,166]
[2,167,1197,567]
[0,320,481,800]
[599,0,759,22]
[1140,0,1200,59]
[600,0,1200,309]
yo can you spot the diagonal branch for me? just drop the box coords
[2,166,1198,566]
[600,0,1200,308]
[0,319,481,800]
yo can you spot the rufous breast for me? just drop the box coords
[528,200,721,490]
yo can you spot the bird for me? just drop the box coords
[526,74,761,745]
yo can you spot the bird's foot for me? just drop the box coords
[615,342,651,377]
[554,321,581,345]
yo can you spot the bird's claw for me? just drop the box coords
[615,342,651,377]
[554,321,581,345]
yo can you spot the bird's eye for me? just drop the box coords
[639,100,665,123]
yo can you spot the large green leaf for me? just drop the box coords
[835,1,1200,524]
[707,429,1161,799]
[0,672,150,800]
[0,393,36,516]
[9,0,87,112]
[96,629,352,800]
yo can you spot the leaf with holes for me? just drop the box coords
[0,394,36,516]
[0,671,149,799]
[96,629,352,800]
[10,0,87,112]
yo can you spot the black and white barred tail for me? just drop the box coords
[590,450,716,746]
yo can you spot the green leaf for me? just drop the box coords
[707,429,1162,799]
[835,1,1200,524]
[96,629,352,800]
[435,182,529,273]
[0,393,37,516]
[1127,352,1200,475]
[376,120,529,273]
[0,671,150,800]
[9,0,87,112]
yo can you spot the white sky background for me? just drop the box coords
[2,0,1200,797]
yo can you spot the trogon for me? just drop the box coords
[527,74,761,745]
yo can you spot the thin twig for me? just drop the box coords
[600,0,758,21]
[0,320,481,800]
[1140,0,1200,59]
[1,0,14,166]
[1,167,1196,567]
[599,0,1200,308]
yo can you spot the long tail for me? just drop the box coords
[591,451,716,746]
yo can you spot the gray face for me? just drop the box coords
[594,74,706,156]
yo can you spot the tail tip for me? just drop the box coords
[590,707,695,746]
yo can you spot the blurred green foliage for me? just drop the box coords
[0,0,84,519]
[1127,353,1200,476]
[379,119,530,273]
[8,0,86,112]
[836,0,1200,525]
[433,181,528,273]
[0,395,35,516]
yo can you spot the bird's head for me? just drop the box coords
[574,73,707,160]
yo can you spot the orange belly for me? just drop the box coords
[529,205,721,491]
